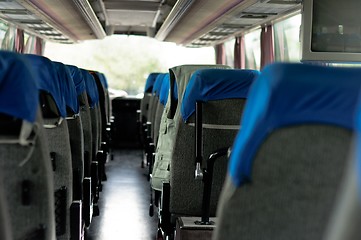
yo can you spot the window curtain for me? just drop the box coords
[215,43,226,65]
[15,28,24,53]
[35,37,44,55]
[1,26,16,51]
[260,25,274,69]
[25,36,44,55]
[234,36,245,69]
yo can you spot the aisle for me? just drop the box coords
[85,149,158,240]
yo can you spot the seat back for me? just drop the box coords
[82,69,100,162]
[0,170,12,240]
[154,74,170,147]
[151,73,165,140]
[170,69,258,216]
[0,52,56,240]
[141,72,161,124]
[214,63,361,240]
[67,65,92,179]
[152,64,230,192]
[54,62,84,201]
[25,54,73,240]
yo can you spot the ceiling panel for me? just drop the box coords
[107,10,156,26]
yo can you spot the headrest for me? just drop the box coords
[98,72,108,89]
[153,73,165,97]
[181,69,259,122]
[0,51,39,123]
[24,54,67,118]
[52,62,79,114]
[66,65,86,96]
[170,65,231,108]
[229,63,361,187]
[144,72,161,93]
[81,69,99,108]
[160,73,170,105]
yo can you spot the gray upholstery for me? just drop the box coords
[90,107,100,161]
[44,117,73,240]
[152,64,230,192]
[140,93,152,123]
[0,174,11,240]
[96,106,102,148]
[170,99,246,216]
[149,95,158,140]
[79,92,93,178]
[151,98,160,140]
[214,125,352,240]
[154,102,164,147]
[67,115,84,198]
[323,151,361,240]
[0,111,56,240]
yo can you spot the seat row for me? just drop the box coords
[139,63,361,239]
[0,51,112,240]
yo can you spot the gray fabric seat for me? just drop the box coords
[213,63,361,240]
[0,52,56,240]
[81,69,102,213]
[25,54,74,240]
[67,65,94,227]
[0,171,12,240]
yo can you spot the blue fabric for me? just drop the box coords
[145,72,161,93]
[25,54,67,118]
[98,72,108,89]
[173,79,178,101]
[160,74,170,105]
[0,51,39,123]
[229,62,361,187]
[355,93,361,194]
[181,69,259,122]
[153,73,165,97]
[81,69,99,108]
[66,65,86,96]
[53,62,79,114]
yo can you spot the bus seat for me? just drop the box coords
[151,64,231,237]
[53,61,84,238]
[0,169,12,240]
[149,73,166,141]
[322,95,361,240]
[174,69,259,218]
[154,73,170,148]
[67,65,94,227]
[0,51,56,240]
[141,72,160,127]
[81,69,102,211]
[25,54,74,240]
[213,63,361,240]
[90,71,110,181]
[152,64,230,192]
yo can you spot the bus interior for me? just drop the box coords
[0,0,360,240]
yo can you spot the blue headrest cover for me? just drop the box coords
[354,89,361,192]
[66,65,86,96]
[25,54,67,118]
[181,69,259,122]
[229,63,361,187]
[160,74,170,105]
[153,73,165,97]
[81,69,99,108]
[98,72,108,89]
[0,51,39,123]
[144,72,161,93]
[53,62,79,114]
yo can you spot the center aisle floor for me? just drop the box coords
[85,149,158,240]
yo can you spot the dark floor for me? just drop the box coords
[85,149,158,240]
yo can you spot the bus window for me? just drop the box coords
[244,29,261,70]
[274,14,302,62]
